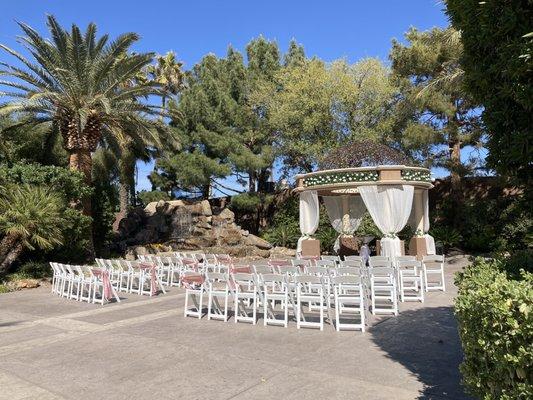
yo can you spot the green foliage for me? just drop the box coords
[355,213,382,238]
[432,192,532,253]
[0,284,9,294]
[261,196,300,248]
[229,193,262,213]
[0,184,66,251]
[0,162,92,263]
[17,261,51,279]
[390,27,483,175]
[151,37,285,196]
[260,195,339,252]
[430,225,462,252]
[137,190,171,206]
[446,0,532,185]
[260,57,398,172]
[454,257,533,399]
[0,116,67,166]
[0,162,91,201]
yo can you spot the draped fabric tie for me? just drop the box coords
[181,258,199,272]
[297,191,319,254]
[92,269,113,301]
[424,234,436,255]
[139,263,158,295]
[181,274,204,289]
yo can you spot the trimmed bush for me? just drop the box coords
[454,257,533,399]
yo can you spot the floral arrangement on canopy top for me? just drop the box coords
[319,139,412,170]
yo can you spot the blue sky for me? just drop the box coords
[1,1,468,195]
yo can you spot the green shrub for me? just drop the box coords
[0,284,9,294]
[430,225,462,251]
[229,193,262,213]
[454,257,533,399]
[137,190,171,206]
[18,261,51,279]
[0,162,92,263]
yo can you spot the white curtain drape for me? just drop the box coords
[358,185,414,258]
[422,190,436,254]
[323,196,366,252]
[297,190,319,253]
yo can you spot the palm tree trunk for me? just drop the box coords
[69,148,95,257]
[69,149,93,216]
[450,140,461,193]
[0,234,24,274]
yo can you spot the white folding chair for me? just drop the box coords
[332,275,365,332]
[206,272,230,321]
[344,255,364,263]
[75,265,94,303]
[398,260,424,302]
[183,271,204,319]
[291,258,311,272]
[369,267,398,315]
[49,262,62,295]
[261,273,289,327]
[422,255,445,292]
[232,273,257,325]
[295,274,326,330]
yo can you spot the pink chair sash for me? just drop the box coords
[268,259,291,267]
[181,258,199,271]
[181,274,204,289]
[139,263,158,295]
[92,268,113,301]
[230,265,251,274]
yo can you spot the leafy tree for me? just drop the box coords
[0,162,92,262]
[0,184,66,272]
[0,116,67,166]
[389,27,484,191]
[137,189,170,206]
[151,37,283,197]
[446,0,532,187]
[0,16,164,229]
[261,57,397,173]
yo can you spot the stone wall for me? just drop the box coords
[115,199,293,259]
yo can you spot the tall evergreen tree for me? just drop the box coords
[150,37,285,197]
[389,27,484,191]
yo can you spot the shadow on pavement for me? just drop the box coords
[370,306,472,399]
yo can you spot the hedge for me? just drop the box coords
[454,257,533,399]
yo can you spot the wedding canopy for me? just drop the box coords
[293,165,435,258]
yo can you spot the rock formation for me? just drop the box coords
[115,199,284,259]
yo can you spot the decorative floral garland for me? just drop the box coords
[303,170,379,187]
[401,169,431,182]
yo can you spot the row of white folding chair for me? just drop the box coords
[96,259,166,296]
[185,269,365,331]
[50,262,115,304]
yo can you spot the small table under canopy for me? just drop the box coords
[293,164,435,259]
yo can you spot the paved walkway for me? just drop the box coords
[0,257,471,400]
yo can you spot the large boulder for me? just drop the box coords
[212,208,235,225]
[245,234,272,250]
[218,227,243,246]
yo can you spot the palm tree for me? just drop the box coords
[0,16,164,220]
[147,51,184,112]
[0,184,66,272]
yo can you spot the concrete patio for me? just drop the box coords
[0,257,471,400]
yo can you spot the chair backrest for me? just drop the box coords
[369,267,395,277]
[232,272,255,282]
[316,259,336,268]
[291,259,310,267]
[344,255,364,262]
[398,260,421,269]
[369,259,393,268]
[294,274,322,285]
[268,259,292,267]
[253,265,273,275]
[277,265,299,275]
[331,274,362,286]
[305,266,329,276]
[336,266,362,277]
[206,271,227,283]
[260,273,286,285]
[396,255,416,262]
[341,259,364,268]
[370,255,390,263]
[321,255,339,262]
